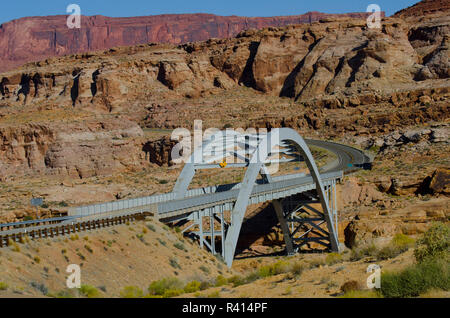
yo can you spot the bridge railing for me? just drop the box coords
[68,171,342,219]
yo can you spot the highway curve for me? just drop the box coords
[305,139,373,173]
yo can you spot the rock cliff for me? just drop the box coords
[0,12,375,72]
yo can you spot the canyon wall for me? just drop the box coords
[0,12,377,72]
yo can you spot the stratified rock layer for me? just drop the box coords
[0,12,375,72]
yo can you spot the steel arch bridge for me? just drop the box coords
[171,128,342,266]
[0,128,371,268]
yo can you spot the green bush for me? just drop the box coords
[414,222,450,263]
[79,285,101,298]
[376,233,415,260]
[120,286,144,298]
[325,253,343,265]
[227,275,246,287]
[162,289,183,298]
[148,278,184,297]
[0,282,8,291]
[184,281,201,293]
[392,233,415,249]
[215,275,227,287]
[53,290,75,298]
[257,261,289,278]
[381,258,449,298]
[339,290,382,298]
[174,242,186,251]
[199,265,210,274]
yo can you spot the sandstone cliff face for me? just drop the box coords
[0,12,375,73]
[0,119,146,181]
[1,14,448,108]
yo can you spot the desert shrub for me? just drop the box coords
[8,239,20,252]
[120,286,144,298]
[392,233,415,249]
[33,256,41,264]
[30,282,48,295]
[381,257,449,298]
[79,285,100,298]
[52,290,75,298]
[84,245,93,254]
[244,272,260,284]
[215,275,228,287]
[325,253,343,265]
[136,234,145,243]
[174,242,186,251]
[414,222,449,263]
[146,224,156,232]
[257,261,289,278]
[199,265,210,274]
[376,234,415,260]
[76,252,86,260]
[207,291,221,298]
[308,258,326,268]
[70,234,79,241]
[0,282,8,290]
[340,280,361,293]
[157,238,167,246]
[376,245,399,260]
[339,290,382,298]
[162,289,183,298]
[290,262,305,277]
[148,278,184,297]
[227,275,246,287]
[169,258,181,269]
[199,281,211,290]
[184,281,201,293]
[350,243,378,261]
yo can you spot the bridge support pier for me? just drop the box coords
[274,181,339,254]
[184,208,229,258]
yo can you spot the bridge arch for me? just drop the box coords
[173,128,339,267]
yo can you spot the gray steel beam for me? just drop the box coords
[273,200,294,255]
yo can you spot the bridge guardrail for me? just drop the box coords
[68,170,342,219]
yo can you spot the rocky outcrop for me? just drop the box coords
[142,136,177,166]
[394,0,450,18]
[0,12,377,73]
[417,168,450,196]
[343,199,449,248]
[0,119,146,180]
[358,124,449,153]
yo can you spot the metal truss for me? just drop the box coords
[174,128,340,267]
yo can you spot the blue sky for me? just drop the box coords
[1,0,419,25]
